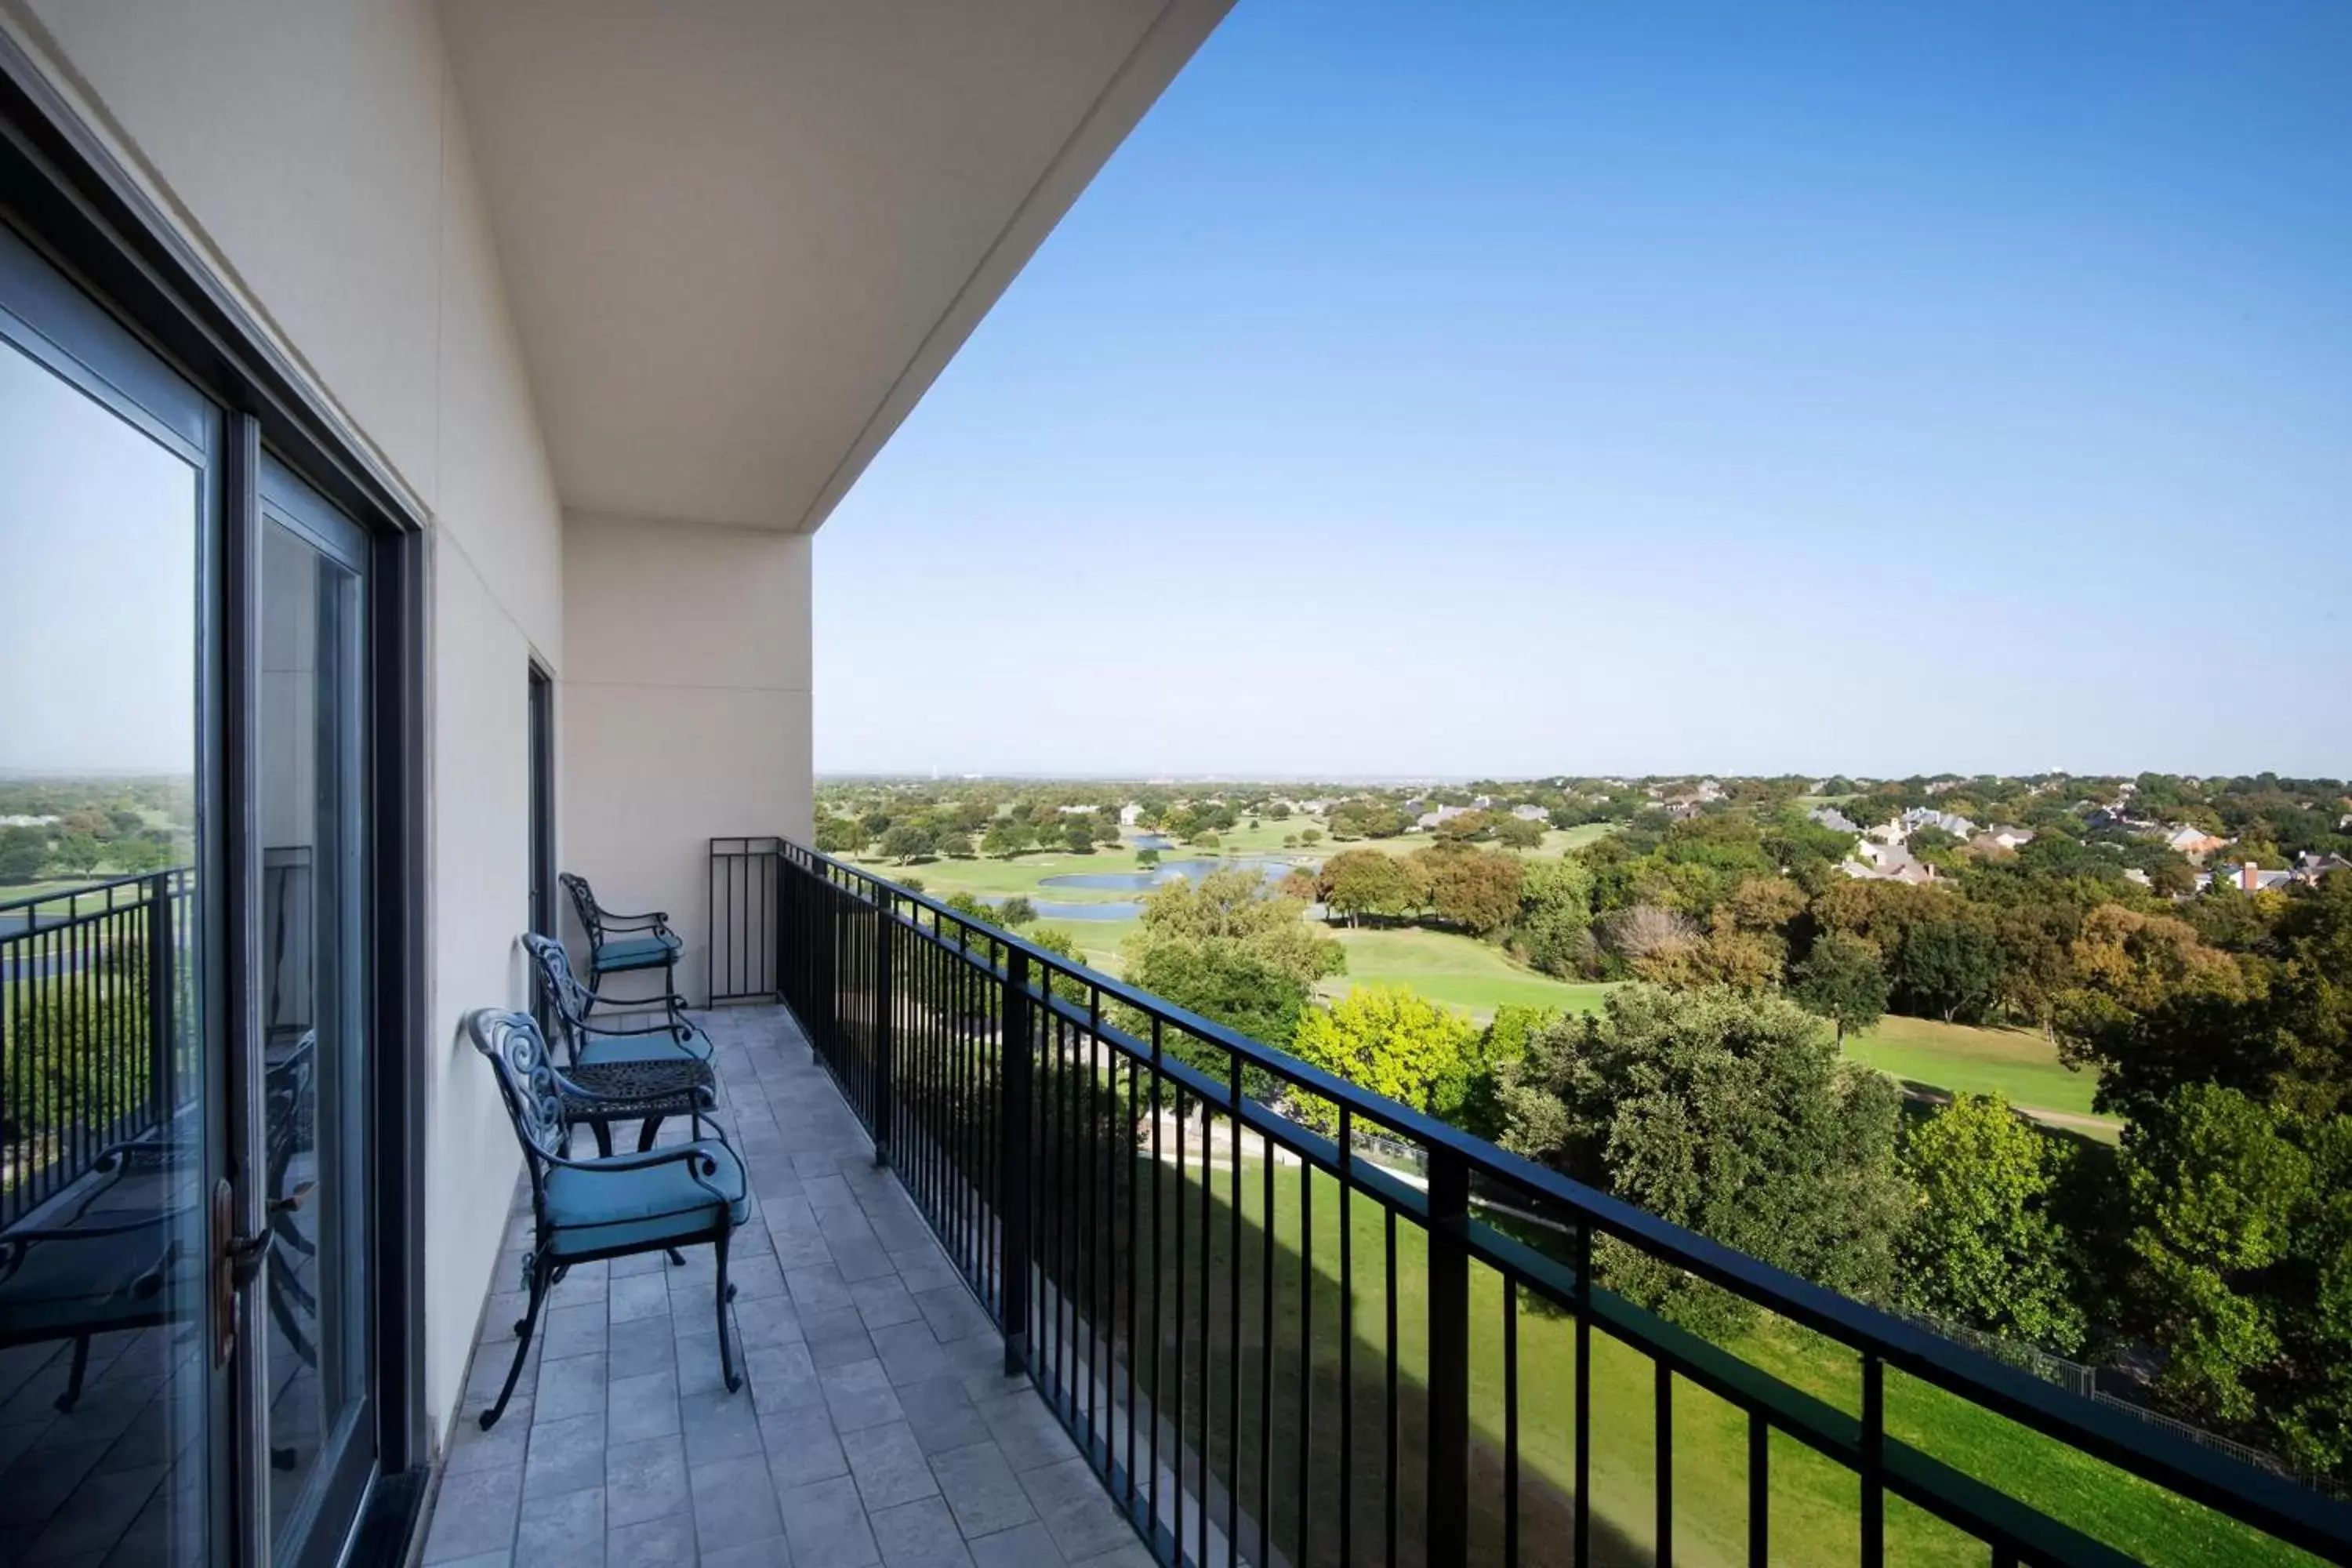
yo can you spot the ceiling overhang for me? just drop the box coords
[438,0,1229,532]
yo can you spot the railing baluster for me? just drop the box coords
[1505,1277,1520,1567]
[999,949,1032,1377]
[872,913,892,1167]
[1864,1352,1886,1568]
[1425,1145,1470,1566]
[1749,1409,1769,1568]
[1657,1359,1675,1565]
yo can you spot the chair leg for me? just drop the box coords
[591,1120,614,1160]
[54,1334,92,1413]
[666,1248,687,1266]
[713,1229,741,1393]
[637,1115,664,1152]
[483,1253,550,1430]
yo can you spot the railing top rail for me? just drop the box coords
[771,835,2352,1559]
[0,865,187,921]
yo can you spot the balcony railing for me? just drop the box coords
[0,869,194,1229]
[713,836,2352,1567]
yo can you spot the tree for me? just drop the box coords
[53,833,104,876]
[1320,849,1422,925]
[997,895,1036,927]
[1492,815,1544,850]
[981,819,1037,858]
[1300,829,1323,847]
[1896,1094,2086,1352]
[937,832,976,859]
[0,829,49,883]
[1443,1004,1553,1141]
[813,815,862,855]
[109,837,167,875]
[1599,903,1701,982]
[879,823,935,864]
[1498,985,1909,1330]
[1892,916,2002,1022]
[1513,857,1592,977]
[2116,1085,2314,1433]
[1419,848,1523,937]
[1137,848,1161,869]
[1289,987,1479,1131]
[1791,931,1890,1040]
[1062,818,1098,854]
[1120,866,1344,1062]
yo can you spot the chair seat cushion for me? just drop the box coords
[576,1020,713,1066]
[0,1225,190,1339]
[541,1142,746,1258]
[592,933,682,971]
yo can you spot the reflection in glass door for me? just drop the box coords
[256,465,374,1563]
[0,234,216,1566]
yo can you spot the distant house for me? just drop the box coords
[1986,825,2035,851]
[1118,804,1142,827]
[2209,862,2296,895]
[2296,851,2350,884]
[1510,804,1549,823]
[1842,840,1936,884]
[1899,807,1976,839]
[2163,824,2228,860]
[0,814,60,829]
[1807,806,1861,834]
[1414,804,1470,832]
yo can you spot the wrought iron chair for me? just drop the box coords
[557,872,682,1009]
[522,931,715,1157]
[466,1008,746,1430]
[0,1032,318,1417]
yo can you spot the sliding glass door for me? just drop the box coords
[256,463,374,1564]
[0,218,384,1566]
[0,222,220,1567]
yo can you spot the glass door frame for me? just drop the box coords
[1,35,434,1566]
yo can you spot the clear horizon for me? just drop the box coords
[815,0,2350,780]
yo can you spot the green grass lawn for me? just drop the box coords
[1324,927,1614,1019]
[1104,1152,2311,1568]
[1844,1015,2109,1123]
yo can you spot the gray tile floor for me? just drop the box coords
[423,1005,1150,1568]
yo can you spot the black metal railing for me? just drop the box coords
[734,837,2352,1568]
[0,868,195,1229]
[710,836,782,1004]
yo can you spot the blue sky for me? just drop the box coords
[815,0,2350,780]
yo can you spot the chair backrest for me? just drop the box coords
[557,872,603,946]
[521,932,598,1066]
[465,1008,568,1167]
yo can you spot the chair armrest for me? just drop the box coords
[539,1139,727,1181]
[596,909,671,931]
[578,1015,695,1041]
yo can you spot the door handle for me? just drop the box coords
[212,1177,299,1367]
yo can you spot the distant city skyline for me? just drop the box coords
[814,0,2350,779]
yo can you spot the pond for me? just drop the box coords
[1038,856,1294,893]
[990,855,1310,921]
[1128,833,1174,850]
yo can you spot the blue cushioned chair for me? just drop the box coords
[466,1008,746,1429]
[523,932,714,1157]
[558,872,681,1009]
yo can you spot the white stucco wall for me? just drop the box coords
[561,512,814,1002]
[6,0,566,1449]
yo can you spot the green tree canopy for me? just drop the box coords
[1791,931,1890,1040]
[1498,985,1909,1330]
[1288,986,1479,1131]
[1896,1094,2086,1352]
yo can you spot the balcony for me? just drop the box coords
[426,1004,1140,1566]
